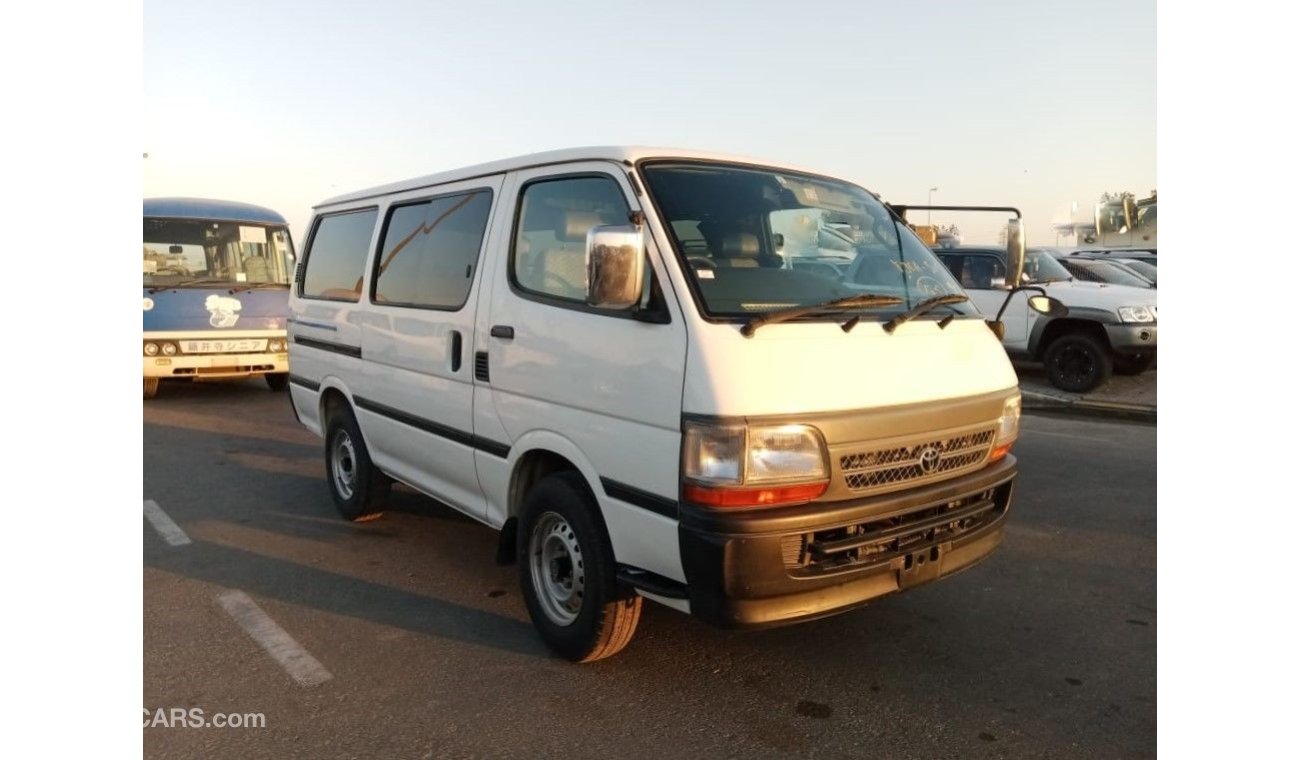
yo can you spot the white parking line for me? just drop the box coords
[217,590,333,687]
[143,499,192,547]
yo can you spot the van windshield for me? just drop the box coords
[641,163,975,321]
[143,218,295,287]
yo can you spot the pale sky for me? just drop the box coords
[143,0,1154,247]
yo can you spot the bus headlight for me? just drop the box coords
[267,338,286,352]
[682,422,828,508]
[143,342,159,356]
[991,395,1021,462]
[161,342,178,356]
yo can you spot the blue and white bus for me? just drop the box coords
[143,198,296,399]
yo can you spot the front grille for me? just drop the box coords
[840,427,996,494]
[782,484,1009,575]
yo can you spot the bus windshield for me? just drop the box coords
[143,218,295,287]
[641,162,974,321]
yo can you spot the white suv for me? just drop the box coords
[932,247,1157,392]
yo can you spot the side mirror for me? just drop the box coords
[1028,295,1068,317]
[1005,218,1026,289]
[586,224,645,310]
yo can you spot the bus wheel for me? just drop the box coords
[324,403,389,521]
[265,373,289,391]
[143,378,160,399]
[518,472,642,662]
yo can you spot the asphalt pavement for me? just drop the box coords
[144,379,1156,759]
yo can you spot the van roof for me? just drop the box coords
[143,197,288,225]
[315,146,836,208]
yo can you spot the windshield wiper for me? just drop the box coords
[228,282,290,292]
[740,293,904,337]
[146,278,234,293]
[881,294,970,334]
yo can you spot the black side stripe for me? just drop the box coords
[294,335,362,358]
[601,478,679,520]
[288,374,320,392]
[353,395,510,458]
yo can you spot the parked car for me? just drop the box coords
[288,147,1032,661]
[934,246,1157,392]
[1065,251,1157,287]
[1051,255,1154,288]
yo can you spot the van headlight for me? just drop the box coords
[990,395,1021,462]
[682,422,828,508]
[1117,306,1155,323]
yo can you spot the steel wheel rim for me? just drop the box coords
[529,511,585,626]
[331,431,357,500]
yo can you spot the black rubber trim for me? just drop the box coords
[288,374,320,392]
[600,478,678,519]
[293,335,362,358]
[352,395,509,458]
[617,565,689,599]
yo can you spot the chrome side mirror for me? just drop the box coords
[1005,218,1026,289]
[1028,294,1068,317]
[586,225,645,310]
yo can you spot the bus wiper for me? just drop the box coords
[228,282,289,292]
[146,278,233,293]
[881,294,970,334]
[740,293,903,337]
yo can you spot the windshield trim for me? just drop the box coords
[634,158,954,326]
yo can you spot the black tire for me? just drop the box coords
[143,377,159,400]
[265,373,290,391]
[323,403,390,521]
[517,472,642,662]
[1113,352,1156,376]
[1044,331,1113,393]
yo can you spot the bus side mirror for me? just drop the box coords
[586,225,645,310]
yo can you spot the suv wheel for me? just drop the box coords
[1044,332,1113,393]
[518,472,642,662]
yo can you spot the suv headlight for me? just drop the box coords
[1118,306,1155,323]
[682,422,829,508]
[991,395,1020,462]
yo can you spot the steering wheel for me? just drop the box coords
[688,257,717,270]
[914,275,945,296]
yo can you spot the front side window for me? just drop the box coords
[1022,250,1073,284]
[641,162,974,322]
[512,176,630,302]
[143,219,294,287]
[374,191,492,309]
[301,208,378,302]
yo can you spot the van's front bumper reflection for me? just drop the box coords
[678,456,1017,629]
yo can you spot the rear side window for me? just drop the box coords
[373,190,493,309]
[301,209,378,302]
[941,254,1006,290]
[512,176,629,302]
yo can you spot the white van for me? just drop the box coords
[288,147,1041,661]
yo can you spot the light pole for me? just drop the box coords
[927,187,939,224]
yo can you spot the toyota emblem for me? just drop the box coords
[919,446,941,473]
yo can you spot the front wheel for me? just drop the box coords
[324,404,390,521]
[1113,352,1156,376]
[518,473,642,662]
[1043,332,1113,393]
[143,377,160,399]
[265,373,290,391]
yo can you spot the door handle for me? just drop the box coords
[449,330,462,372]
[490,325,514,340]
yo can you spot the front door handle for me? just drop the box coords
[490,325,515,340]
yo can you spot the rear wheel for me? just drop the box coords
[324,403,390,521]
[265,373,290,391]
[143,377,159,400]
[1113,352,1156,376]
[1044,332,1113,393]
[518,473,641,662]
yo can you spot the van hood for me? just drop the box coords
[1040,279,1157,313]
[684,317,1018,417]
[142,286,289,332]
